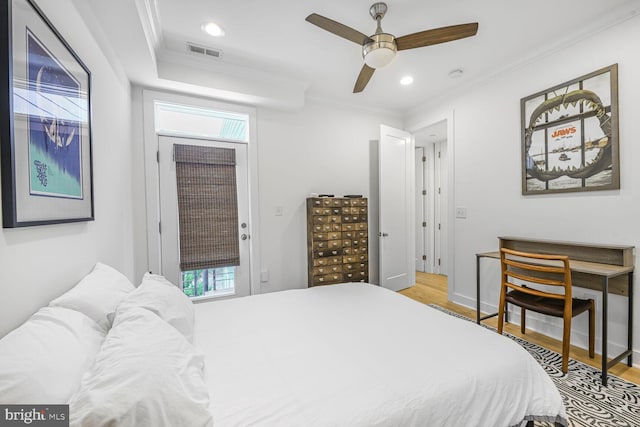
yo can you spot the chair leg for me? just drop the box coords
[562,315,572,374]
[588,300,595,359]
[520,308,526,334]
[504,301,509,323]
[497,289,507,334]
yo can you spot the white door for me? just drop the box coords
[379,125,415,291]
[158,135,251,299]
[415,147,427,272]
[434,142,448,274]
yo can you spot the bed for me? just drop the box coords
[0,263,567,427]
[194,282,567,427]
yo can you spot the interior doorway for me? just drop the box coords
[413,120,448,276]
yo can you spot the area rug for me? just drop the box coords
[428,304,640,427]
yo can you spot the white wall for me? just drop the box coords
[129,92,401,295]
[0,0,135,337]
[255,100,401,292]
[405,15,640,359]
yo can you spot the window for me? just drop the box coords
[155,102,248,142]
[181,267,235,297]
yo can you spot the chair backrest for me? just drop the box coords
[500,248,572,301]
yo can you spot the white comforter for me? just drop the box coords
[194,283,567,427]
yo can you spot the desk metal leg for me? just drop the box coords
[628,272,634,367]
[476,254,502,325]
[600,273,635,386]
[602,276,608,386]
[476,255,481,324]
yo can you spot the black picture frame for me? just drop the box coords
[0,0,93,227]
[520,64,619,195]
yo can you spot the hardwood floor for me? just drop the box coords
[400,272,640,385]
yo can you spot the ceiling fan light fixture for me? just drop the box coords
[364,48,395,68]
[363,33,397,69]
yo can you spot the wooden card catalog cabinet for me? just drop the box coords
[306,197,369,287]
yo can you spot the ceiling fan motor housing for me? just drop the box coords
[363,33,397,68]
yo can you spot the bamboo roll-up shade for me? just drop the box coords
[174,144,239,271]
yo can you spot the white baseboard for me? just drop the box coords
[451,292,639,370]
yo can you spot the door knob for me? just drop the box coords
[241,234,249,240]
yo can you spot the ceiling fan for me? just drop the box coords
[305,2,478,93]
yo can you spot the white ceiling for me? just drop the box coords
[79,0,639,115]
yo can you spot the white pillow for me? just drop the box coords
[0,306,105,404]
[68,306,212,427]
[113,272,194,342]
[49,262,134,332]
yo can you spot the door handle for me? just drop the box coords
[241,234,249,240]
[379,232,389,237]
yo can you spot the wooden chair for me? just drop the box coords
[497,248,595,374]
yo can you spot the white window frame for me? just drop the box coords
[141,89,261,296]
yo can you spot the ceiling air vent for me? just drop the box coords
[186,42,223,60]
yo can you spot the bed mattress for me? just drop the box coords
[193,282,567,427]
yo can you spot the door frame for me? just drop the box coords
[408,110,455,299]
[141,89,261,296]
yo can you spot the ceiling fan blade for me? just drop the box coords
[353,64,375,93]
[395,23,479,51]
[306,13,371,45]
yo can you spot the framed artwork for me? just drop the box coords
[0,0,93,227]
[521,64,619,195]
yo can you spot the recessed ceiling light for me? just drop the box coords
[202,22,225,37]
[400,75,414,86]
[449,69,464,79]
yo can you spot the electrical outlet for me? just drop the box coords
[455,207,467,218]
[260,270,269,283]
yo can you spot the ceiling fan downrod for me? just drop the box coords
[369,2,388,34]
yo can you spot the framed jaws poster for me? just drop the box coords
[521,64,619,195]
[0,0,93,227]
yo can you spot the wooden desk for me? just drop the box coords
[476,236,634,386]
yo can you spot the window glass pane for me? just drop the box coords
[155,102,248,142]
[180,266,235,298]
